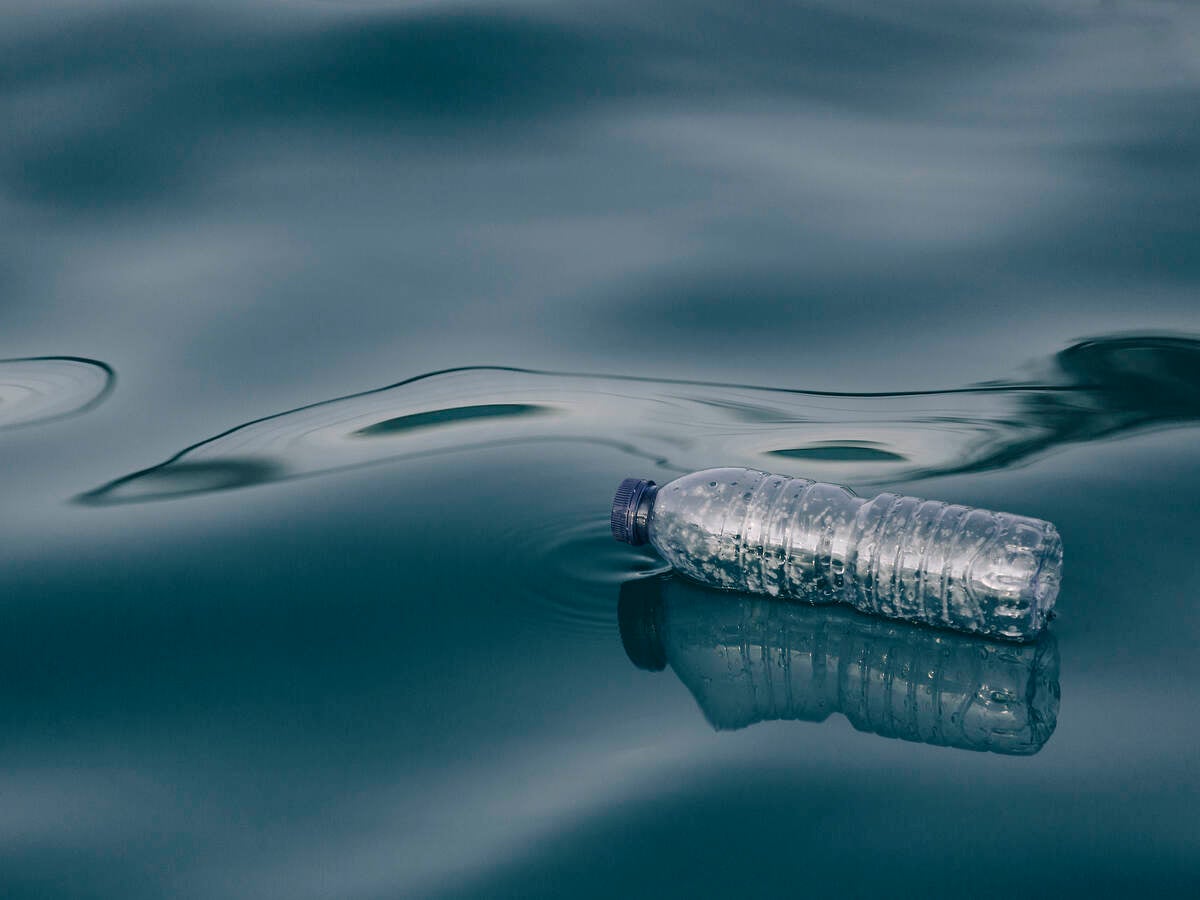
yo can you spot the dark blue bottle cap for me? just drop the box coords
[610,477,656,545]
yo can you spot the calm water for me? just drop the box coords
[2,2,1199,897]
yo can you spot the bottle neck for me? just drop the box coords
[631,484,658,545]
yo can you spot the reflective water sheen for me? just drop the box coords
[2,2,1198,898]
[79,335,1200,503]
[619,574,1059,755]
[0,357,113,429]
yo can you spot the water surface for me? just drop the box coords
[1,2,1198,897]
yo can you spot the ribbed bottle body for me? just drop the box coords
[646,467,1061,639]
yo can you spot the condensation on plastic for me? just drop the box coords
[645,467,1062,640]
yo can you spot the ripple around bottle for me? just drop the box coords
[499,517,669,636]
[619,573,1060,755]
[78,333,1200,505]
[0,357,114,430]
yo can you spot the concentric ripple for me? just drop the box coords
[497,516,668,636]
[79,334,1200,505]
[0,357,114,429]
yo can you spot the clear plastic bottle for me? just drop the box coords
[611,467,1061,640]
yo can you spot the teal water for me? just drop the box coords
[2,3,1199,897]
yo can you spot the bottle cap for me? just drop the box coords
[610,477,656,545]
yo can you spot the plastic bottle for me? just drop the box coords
[618,573,1059,755]
[611,467,1061,640]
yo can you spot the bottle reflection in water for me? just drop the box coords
[619,574,1059,755]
